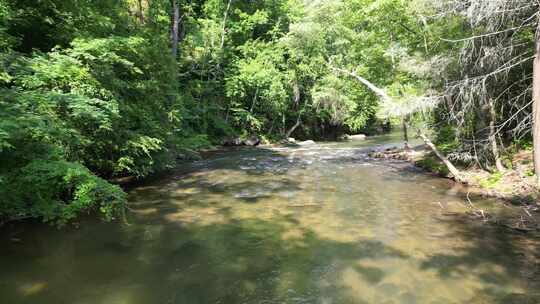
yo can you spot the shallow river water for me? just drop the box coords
[2,133,540,304]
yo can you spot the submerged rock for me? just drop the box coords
[298,140,316,146]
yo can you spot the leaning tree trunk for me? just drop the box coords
[487,98,505,172]
[418,132,466,183]
[170,0,180,59]
[533,18,540,187]
[285,82,302,139]
[331,64,465,182]
[286,116,301,139]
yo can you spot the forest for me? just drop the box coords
[3,1,540,303]
[0,0,539,225]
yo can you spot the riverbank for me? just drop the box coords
[370,145,540,204]
[370,145,540,232]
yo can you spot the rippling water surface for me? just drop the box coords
[2,133,540,303]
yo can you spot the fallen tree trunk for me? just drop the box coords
[418,132,466,183]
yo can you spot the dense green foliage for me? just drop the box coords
[1,0,537,224]
[0,1,180,224]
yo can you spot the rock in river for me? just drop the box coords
[347,134,367,140]
[243,135,261,146]
[297,140,316,146]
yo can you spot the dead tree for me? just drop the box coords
[425,0,538,178]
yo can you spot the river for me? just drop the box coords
[1,133,540,303]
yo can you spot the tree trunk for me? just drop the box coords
[533,18,540,187]
[170,0,180,59]
[487,98,505,172]
[220,0,233,50]
[402,117,410,150]
[250,87,259,113]
[286,117,301,139]
[137,0,145,23]
[330,65,392,102]
[268,119,275,135]
[419,132,466,183]
[286,82,302,138]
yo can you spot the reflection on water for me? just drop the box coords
[1,133,540,303]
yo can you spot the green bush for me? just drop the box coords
[0,36,175,224]
[479,172,503,189]
[1,160,125,226]
[434,126,459,153]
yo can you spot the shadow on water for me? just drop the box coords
[419,214,540,304]
[2,137,540,303]
[0,214,410,304]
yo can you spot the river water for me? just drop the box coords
[1,133,540,303]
